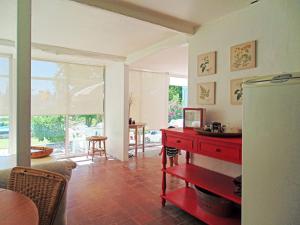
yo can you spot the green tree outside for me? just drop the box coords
[168,85,183,122]
[31,115,65,142]
[31,114,103,143]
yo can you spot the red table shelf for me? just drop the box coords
[160,129,242,225]
[164,164,241,205]
[162,187,240,225]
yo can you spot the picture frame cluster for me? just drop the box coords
[197,40,256,106]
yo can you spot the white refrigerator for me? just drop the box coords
[242,73,300,225]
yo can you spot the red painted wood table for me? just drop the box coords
[161,128,242,225]
[0,188,39,225]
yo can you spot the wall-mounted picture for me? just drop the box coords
[197,51,216,76]
[197,82,216,105]
[230,78,244,105]
[230,77,256,105]
[230,41,256,71]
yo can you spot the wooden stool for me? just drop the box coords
[86,136,107,161]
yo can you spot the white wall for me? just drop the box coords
[105,62,129,161]
[188,0,300,177]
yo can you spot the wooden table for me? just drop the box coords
[0,188,39,225]
[87,136,108,161]
[129,123,146,157]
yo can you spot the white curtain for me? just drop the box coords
[129,70,169,130]
[31,60,104,115]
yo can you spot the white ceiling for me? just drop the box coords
[123,0,250,24]
[0,0,251,72]
[130,45,188,75]
[31,0,177,57]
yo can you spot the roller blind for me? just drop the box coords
[0,56,9,116]
[129,70,169,130]
[31,60,104,115]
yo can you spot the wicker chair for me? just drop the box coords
[8,167,67,225]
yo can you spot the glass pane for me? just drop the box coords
[31,115,66,156]
[0,116,9,155]
[144,129,161,145]
[30,59,105,159]
[0,0,16,169]
[0,57,13,168]
[168,85,184,127]
[184,110,201,127]
[68,114,104,155]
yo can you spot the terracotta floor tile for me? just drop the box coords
[67,149,206,225]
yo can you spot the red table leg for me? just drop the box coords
[161,146,166,206]
[185,151,190,187]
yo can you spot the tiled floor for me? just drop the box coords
[67,149,206,225]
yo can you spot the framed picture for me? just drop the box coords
[197,82,216,105]
[230,77,256,105]
[230,41,256,71]
[197,51,216,76]
[230,78,244,105]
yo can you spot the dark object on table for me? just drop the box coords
[194,128,242,138]
[212,122,222,133]
[195,185,235,217]
[233,175,242,197]
[129,117,132,124]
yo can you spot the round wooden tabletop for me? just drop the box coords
[0,188,39,225]
[86,136,107,141]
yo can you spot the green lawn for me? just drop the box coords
[0,138,50,152]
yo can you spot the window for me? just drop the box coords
[0,56,11,156]
[68,114,103,155]
[31,60,105,157]
[168,77,188,127]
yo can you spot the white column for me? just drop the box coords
[104,62,129,161]
[16,0,31,166]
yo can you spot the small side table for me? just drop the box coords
[129,123,146,157]
[87,136,108,161]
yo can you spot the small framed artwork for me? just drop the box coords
[197,51,216,76]
[230,78,244,105]
[197,82,216,105]
[230,77,256,105]
[230,41,256,71]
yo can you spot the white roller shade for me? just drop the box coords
[0,56,9,116]
[31,60,104,115]
[129,70,169,130]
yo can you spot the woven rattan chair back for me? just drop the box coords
[8,167,67,225]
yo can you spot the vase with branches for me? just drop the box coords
[128,93,134,123]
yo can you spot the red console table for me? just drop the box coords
[161,128,242,225]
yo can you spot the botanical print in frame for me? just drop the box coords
[197,82,216,105]
[197,51,216,76]
[230,77,255,105]
[230,41,256,71]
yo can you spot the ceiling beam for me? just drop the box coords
[0,38,126,62]
[126,34,188,64]
[71,0,199,34]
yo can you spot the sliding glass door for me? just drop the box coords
[31,60,105,158]
[0,0,17,169]
[0,55,12,158]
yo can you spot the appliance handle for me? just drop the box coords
[244,74,300,85]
